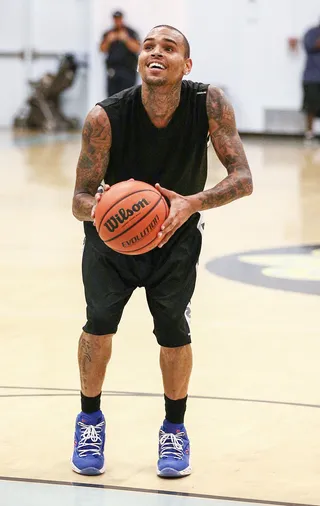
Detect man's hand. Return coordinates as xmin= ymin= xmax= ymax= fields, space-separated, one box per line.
xmin=100 ymin=31 xmax=117 ymax=52
xmin=155 ymin=183 xmax=196 ymax=248
xmin=117 ymin=29 xmax=129 ymax=42
xmin=107 ymin=31 xmax=118 ymax=43
xmin=92 ymin=178 xmax=135 ymax=226
xmin=92 ymin=184 xmax=110 ymax=226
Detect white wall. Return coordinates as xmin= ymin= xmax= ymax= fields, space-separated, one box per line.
xmin=0 ymin=0 xmax=319 ymax=131
xmin=89 ymin=0 xmax=320 ymax=132
xmin=0 ymin=0 xmax=30 ymax=127
xmin=0 ymin=0 xmax=90 ymax=127
xmin=186 ymin=0 xmax=320 ymax=133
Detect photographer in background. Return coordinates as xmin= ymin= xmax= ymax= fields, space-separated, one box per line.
xmin=100 ymin=10 xmax=140 ymax=96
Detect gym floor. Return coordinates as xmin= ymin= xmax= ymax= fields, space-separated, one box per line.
xmin=1 ymin=130 xmax=319 ymax=506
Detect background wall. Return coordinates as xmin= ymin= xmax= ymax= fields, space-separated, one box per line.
xmin=186 ymin=0 xmax=320 ymax=133
xmin=0 ymin=0 xmax=90 ymax=128
xmin=0 ymin=0 xmax=319 ymax=132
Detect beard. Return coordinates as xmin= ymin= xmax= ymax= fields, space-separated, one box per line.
xmin=143 ymin=75 xmax=168 ymax=87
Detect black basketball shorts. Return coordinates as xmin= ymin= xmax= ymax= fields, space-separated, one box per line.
xmin=82 ymin=214 xmax=204 ymax=347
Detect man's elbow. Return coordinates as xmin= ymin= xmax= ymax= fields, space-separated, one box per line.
xmin=100 ymin=40 xmax=108 ymax=52
xmin=72 ymin=196 xmax=82 ymax=221
xmin=242 ymin=174 xmax=253 ymax=196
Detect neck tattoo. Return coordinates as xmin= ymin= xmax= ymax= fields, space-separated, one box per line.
xmin=142 ymin=83 xmax=181 ymax=127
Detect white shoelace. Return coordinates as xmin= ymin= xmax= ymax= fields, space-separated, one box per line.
xmin=159 ymin=430 xmax=185 ymax=460
xmin=77 ymin=421 xmax=105 ymax=457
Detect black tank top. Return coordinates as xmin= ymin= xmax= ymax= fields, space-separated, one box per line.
xmin=84 ymin=80 xmax=209 ymax=252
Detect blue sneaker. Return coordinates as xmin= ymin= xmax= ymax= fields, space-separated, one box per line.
xmin=157 ymin=420 xmax=192 ymax=477
xmin=71 ymin=410 xmax=106 ymax=475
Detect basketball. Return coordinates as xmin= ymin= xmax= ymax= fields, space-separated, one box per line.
xmin=95 ymin=180 xmax=169 ymax=255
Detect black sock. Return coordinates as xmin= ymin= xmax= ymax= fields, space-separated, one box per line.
xmin=81 ymin=392 xmax=101 ymax=414
xmin=164 ymin=394 xmax=187 ymax=424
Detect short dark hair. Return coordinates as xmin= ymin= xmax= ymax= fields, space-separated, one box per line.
xmin=152 ymin=25 xmax=190 ymax=58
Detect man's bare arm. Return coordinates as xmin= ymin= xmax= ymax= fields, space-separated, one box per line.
xmin=190 ymin=86 xmax=253 ymax=211
xmin=100 ymin=36 xmax=110 ymax=53
xmin=123 ymin=34 xmax=140 ymax=53
xmin=72 ymin=106 xmax=111 ymax=221
xmin=100 ymin=31 xmax=140 ymax=53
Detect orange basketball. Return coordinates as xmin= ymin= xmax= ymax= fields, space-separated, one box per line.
xmin=95 ymin=180 xmax=169 ymax=255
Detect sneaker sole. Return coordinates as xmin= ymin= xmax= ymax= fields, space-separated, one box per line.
xmin=157 ymin=465 xmax=192 ymax=478
xmin=71 ymin=461 xmax=106 ymax=476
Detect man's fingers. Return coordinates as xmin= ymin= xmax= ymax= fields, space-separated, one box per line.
xmin=157 ymin=220 xmax=179 ymax=247
xmin=155 ymin=183 xmax=175 ymax=200
xmin=158 ymin=228 xmax=176 ymax=248
xmin=159 ymin=216 xmax=175 ymax=232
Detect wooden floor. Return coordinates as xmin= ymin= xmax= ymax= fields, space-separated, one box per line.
xmin=1 ymin=131 xmax=320 ymax=505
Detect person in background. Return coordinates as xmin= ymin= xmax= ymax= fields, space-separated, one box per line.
xmin=100 ymin=10 xmax=140 ymax=96
xmin=302 ymin=20 xmax=320 ymax=144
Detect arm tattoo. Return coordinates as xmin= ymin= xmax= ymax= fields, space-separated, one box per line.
xmin=196 ymin=86 xmax=253 ymax=211
xmin=72 ymin=106 xmax=111 ymax=221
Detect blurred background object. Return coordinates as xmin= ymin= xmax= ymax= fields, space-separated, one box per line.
xmin=288 ymin=37 xmax=299 ymax=51
xmin=13 ymin=53 xmax=85 ymax=131
xmin=0 ymin=0 xmax=90 ymax=131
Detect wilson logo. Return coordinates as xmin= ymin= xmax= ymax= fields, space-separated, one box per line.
xmin=104 ymin=198 xmax=150 ymax=233
xmin=122 ymin=215 xmax=160 ymax=248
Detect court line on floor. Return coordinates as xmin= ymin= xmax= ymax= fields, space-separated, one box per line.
xmin=0 ymin=386 xmax=319 ymax=410
xmin=0 ymin=475 xmax=317 ymax=506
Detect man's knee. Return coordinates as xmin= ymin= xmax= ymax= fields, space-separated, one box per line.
xmin=80 ymin=330 xmax=114 ymax=341
xmin=160 ymin=343 xmax=191 ymax=356
xmin=154 ymin=319 xmax=191 ymax=348
xmin=83 ymin=306 xmax=121 ymax=336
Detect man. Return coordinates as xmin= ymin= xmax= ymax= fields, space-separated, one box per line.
xmin=100 ymin=10 xmax=140 ymax=96
xmin=302 ymin=21 xmax=320 ymax=143
xmin=72 ymin=25 xmax=253 ymax=478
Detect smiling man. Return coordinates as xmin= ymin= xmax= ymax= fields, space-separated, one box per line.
xmin=71 ymin=25 xmax=253 ymax=478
